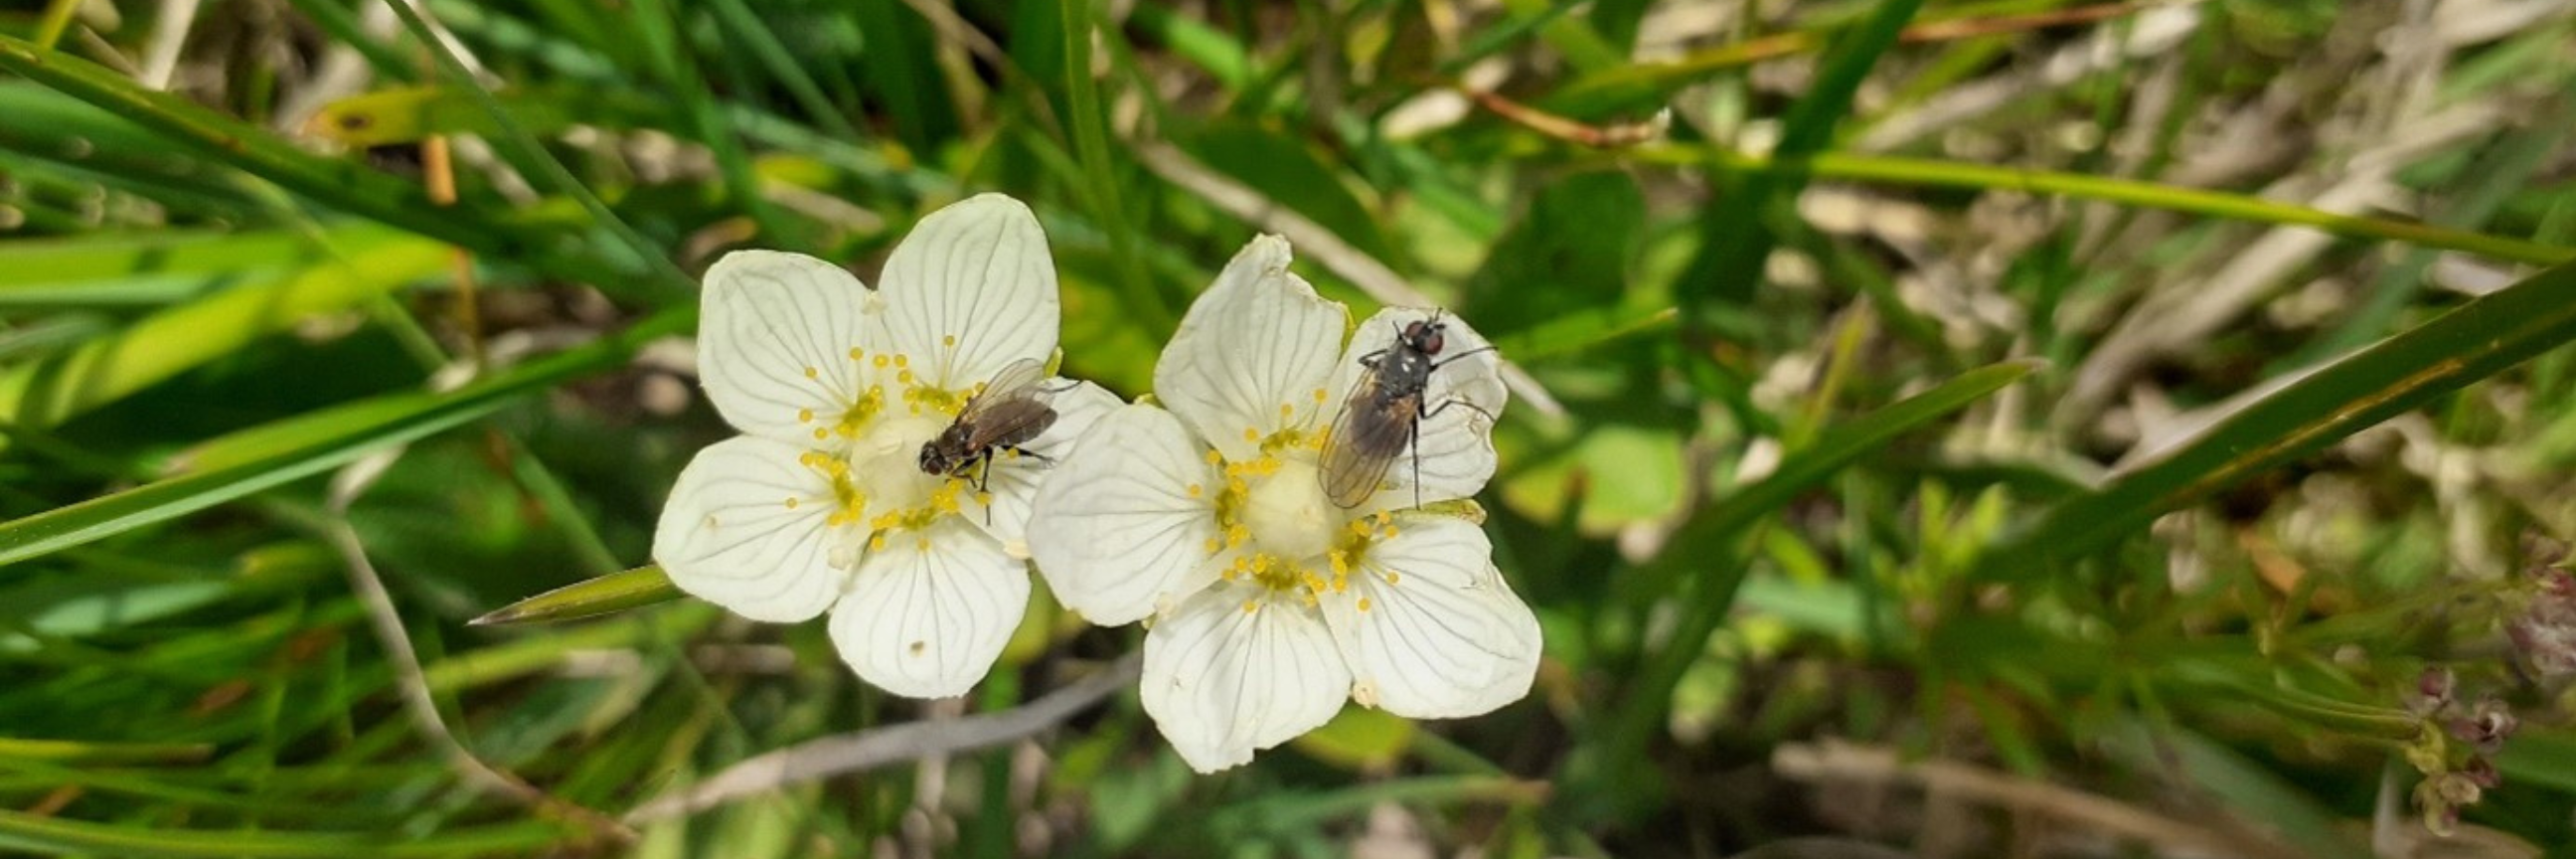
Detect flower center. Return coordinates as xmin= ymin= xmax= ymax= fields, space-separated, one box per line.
xmin=1239 ymin=456 xmax=1336 ymax=563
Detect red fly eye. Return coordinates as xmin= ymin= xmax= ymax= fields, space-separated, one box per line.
xmin=1421 ymin=328 xmax=1445 ymax=355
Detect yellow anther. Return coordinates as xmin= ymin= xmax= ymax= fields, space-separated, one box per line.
xmin=897 ymin=369 xmax=915 ymax=384
xmin=873 ymin=354 xmax=890 ymax=368
xmin=803 ymin=366 xmax=819 ymax=379
xmin=784 ymin=497 xmax=800 ymax=510
xmin=1241 ymin=600 xmax=1258 ymax=614
xmin=1313 ymin=388 xmax=1329 ymax=403
xmin=942 ymin=334 xmax=957 ymax=347
xmin=849 ymin=346 xmax=865 ymax=360
xmin=1204 ymin=448 xmax=1223 ymax=465
xmin=798 ymin=408 xmax=815 ymax=424
xmin=893 ymin=354 xmax=908 ymax=368
xmin=1279 ymin=403 xmax=1294 ymax=420
xmin=1187 ymin=483 xmax=1204 ymax=498
xmin=1384 ymin=572 xmax=1401 ymax=586
xmin=1243 ymin=427 xmax=1259 ymax=442
xmin=1357 ymin=597 xmax=1372 ymax=612
xmin=812 ymin=428 xmax=829 ymax=440
xmin=975 ymin=491 xmax=994 ymax=507
xmin=1204 ymin=537 xmax=1221 ymax=555
xmin=916 ymin=537 xmax=930 ymax=552
xmin=870 ymin=533 xmax=887 ymax=552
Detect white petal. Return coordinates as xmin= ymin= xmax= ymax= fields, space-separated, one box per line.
xmin=878 ymin=194 xmax=1059 ymax=391
xmin=965 ymin=379 xmax=1124 ymax=552
xmin=698 ymin=251 xmax=883 ymax=443
xmin=1155 ymin=236 xmax=1350 ymax=461
xmin=1026 ymin=405 xmax=1221 ymax=625
xmin=1320 ymin=516 xmax=1538 ymax=718
xmin=1330 ymin=308 xmax=1509 ymax=511
xmin=828 ymin=519 xmax=1030 ymax=698
xmin=1141 ymin=583 xmax=1353 ymax=773
xmin=652 ymin=435 xmax=849 ymax=623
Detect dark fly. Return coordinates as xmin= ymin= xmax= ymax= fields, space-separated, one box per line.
xmin=919 ymin=358 xmax=1062 ymax=503
xmin=1320 ymin=313 xmax=1497 ymax=509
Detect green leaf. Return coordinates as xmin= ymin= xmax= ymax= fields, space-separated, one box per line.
xmin=0 ymin=808 xmax=569 ymax=858
xmin=1980 ymin=258 xmax=2576 ymax=579
xmin=1290 ymin=707 xmax=1418 ymax=771
xmin=0 ymin=738 xmax=210 ymax=765
xmin=469 ymin=566 xmax=682 ymax=625
xmin=0 ymin=307 xmax=692 ymax=569
xmin=0 ymin=232 xmax=448 ymax=436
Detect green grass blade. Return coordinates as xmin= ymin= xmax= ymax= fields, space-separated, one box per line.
xmin=0 ymin=35 xmax=640 ymax=288
xmin=469 ymin=566 xmax=681 ymax=626
xmin=1489 ymin=305 xmax=1678 ymax=362
xmin=1679 ymin=0 xmax=1922 ymax=308
xmin=1619 ymin=147 xmax=2575 ymax=265
xmin=1980 ymin=258 xmax=2576 ymax=579
xmin=0 ymin=808 xmax=569 ymax=858
xmin=0 ymin=738 xmax=210 ymax=764
xmin=0 ymin=234 xmax=448 ymax=434
xmin=0 ymin=307 xmax=693 ymax=569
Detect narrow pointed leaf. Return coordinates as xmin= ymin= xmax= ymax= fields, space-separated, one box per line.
xmin=470 ymin=566 xmax=682 ymax=626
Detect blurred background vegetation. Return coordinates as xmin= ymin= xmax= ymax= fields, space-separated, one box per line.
xmin=4 ymin=0 xmax=2576 ymax=856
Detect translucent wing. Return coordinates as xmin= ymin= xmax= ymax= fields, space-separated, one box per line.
xmin=1320 ymin=372 xmax=1417 ymax=508
xmin=957 ymin=357 xmax=1059 ymax=451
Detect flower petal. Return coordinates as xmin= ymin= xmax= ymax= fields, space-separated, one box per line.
xmin=652 ymin=435 xmax=850 ymax=623
xmin=1155 ymin=236 xmax=1350 ymax=461
xmin=698 ymin=251 xmax=883 ymax=443
xmin=1027 ymin=405 xmax=1222 ymax=625
xmin=1321 ymin=516 xmax=1538 ymax=718
xmin=965 ymin=379 xmax=1124 ymax=553
xmin=1329 ymin=308 xmax=1509 ymax=511
xmin=878 ymin=194 xmax=1059 ymax=392
xmin=828 ymin=519 xmax=1030 ymax=698
xmin=1141 ymin=583 xmax=1353 ymax=773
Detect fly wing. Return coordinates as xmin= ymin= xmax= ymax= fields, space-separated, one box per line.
xmin=1320 ymin=373 xmax=1416 ymax=508
xmin=957 ymin=358 xmax=1059 ymax=450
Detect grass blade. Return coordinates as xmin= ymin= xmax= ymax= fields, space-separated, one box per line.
xmin=1980 ymin=258 xmax=2576 ymax=578
xmin=0 ymin=808 xmax=568 ymax=858
xmin=1677 ymin=0 xmax=1923 ymax=308
xmin=468 ymin=565 xmax=681 ymax=626
xmin=0 ymin=307 xmax=692 ymax=568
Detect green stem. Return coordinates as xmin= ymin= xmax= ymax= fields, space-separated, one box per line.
xmin=1620 ymin=147 xmax=2573 ymax=265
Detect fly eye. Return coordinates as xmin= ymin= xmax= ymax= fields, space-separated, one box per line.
xmin=1422 ymin=328 xmax=1446 ymax=355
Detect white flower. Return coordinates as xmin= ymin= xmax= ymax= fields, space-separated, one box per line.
xmin=652 ymin=194 xmax=1118 ymax=699
xmin=1027 ymin=236 xmax=1539 ymax=773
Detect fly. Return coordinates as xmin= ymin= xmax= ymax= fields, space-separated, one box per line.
xmin=919 ymin=358 xmax=1064 ymax=514
xmin=1320 ymin=312 xmax=1497 ymax=509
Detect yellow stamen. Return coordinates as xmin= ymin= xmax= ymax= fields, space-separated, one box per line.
xmin=798 ymin=408 xmax=815 ymax=424
xmin=849 ymin=346 xmax=865 ymax=360
xmin=1357 ymin=597 xmax=1371 ymax=612
xmin=803 ymin=366 xmax=819 ymax=379
xmin=784 ymin=497 xmax=799 ymax=510
xmin=942 ymin=334 xmax=957 ymax=347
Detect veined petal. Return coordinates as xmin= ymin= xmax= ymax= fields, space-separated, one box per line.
xmin=878 ymin=194 xmax=1059 ymax=392
xmin=1155 ymin=236 xmax=1350 ymax=461
xmin=1321 ymin=516 xmax=1538 ymax=718
xmin=965 ymin=379 xmax=1124 ymax=553
xmin=828 ymin=518 xmax=1030 ymax=699
xmin=652 ymin=435 xmax=850 ymax=623
xmin=1027 ymin=405 xmax=1222 ymax=625
xmin=698 ymin=251 xmax=883 ymax=443
xmin=1331 ymin=308 xmax=1509 ymax=511
xmin=1141 ymin=583 xmax=1353 ymax=773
